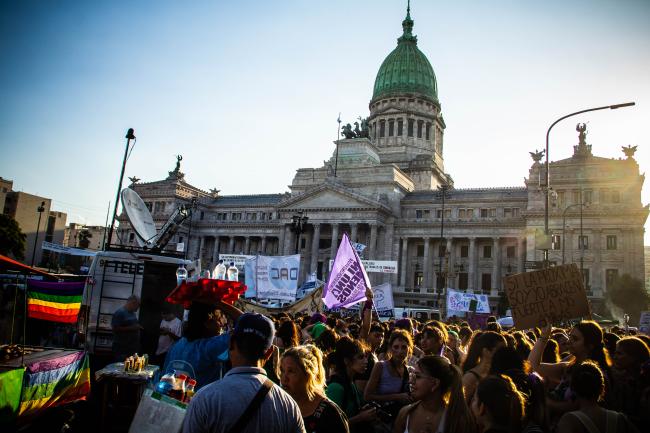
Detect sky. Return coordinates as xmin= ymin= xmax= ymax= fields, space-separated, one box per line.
xmin=1 ymin=0 xmax=649 ymax=243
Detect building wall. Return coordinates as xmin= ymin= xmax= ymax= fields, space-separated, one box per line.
xmin=3 ymin=191 xmax=52 ymax=265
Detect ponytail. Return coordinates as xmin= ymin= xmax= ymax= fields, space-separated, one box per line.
xmin=463 ymin=331 xmax=506 ymax=373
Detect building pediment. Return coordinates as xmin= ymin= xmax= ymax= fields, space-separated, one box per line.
xmin=278 ymin=182 xmax=390 ymax=212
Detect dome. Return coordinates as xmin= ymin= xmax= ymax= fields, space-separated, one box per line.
xmin=372 ymin=9 xmax=438 ymax=102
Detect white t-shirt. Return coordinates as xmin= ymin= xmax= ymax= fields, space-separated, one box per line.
xmin=156 ymin=317 xmax=183 ymax=355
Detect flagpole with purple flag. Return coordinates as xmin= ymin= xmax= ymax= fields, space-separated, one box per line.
xmin=322 ymin=233 xmax=371 ymax=309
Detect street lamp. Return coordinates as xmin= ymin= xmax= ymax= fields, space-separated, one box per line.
xmin=436 ymin=183 xmax=451 ymax=307
xmin=543 ymin=102 xmax=634 ymax=267
xmin=291 ymin=211 xmax=309 ymax=254
xmin=31 ymin=201 xmax=45 ymax=266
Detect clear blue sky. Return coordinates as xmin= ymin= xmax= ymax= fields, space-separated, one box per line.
xmin=1 ymin=0 xmax=649 ymax=242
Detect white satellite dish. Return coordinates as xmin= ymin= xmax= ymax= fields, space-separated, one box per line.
xmin=121 ymin=188 xmax=157 ymax=247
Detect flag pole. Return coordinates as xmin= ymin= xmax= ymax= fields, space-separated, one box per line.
xmin=334 ymin=113 xmax=341 ymax=177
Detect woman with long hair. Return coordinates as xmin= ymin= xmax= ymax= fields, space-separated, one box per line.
xmin=471 ymin=375 xmax=526 ymax=433
xmin=461 ymin=331 xmax=507 ymax=403
xmin=326 ymin=336 xmax=377 ymax=431
xmin=610 ymin=336 xmax=650 ymax=430
xmin=280 ymin=344 xmax=349 ymax=433
xmin=364 ymin=329 xmax=414 ymax=424
xmin=276 ymin=319 xmax=301 ymax=351
xmin=528 ymin=320 xmax=612 ymax=417
xmin=393 ymin=355 xmax=476 ymax=433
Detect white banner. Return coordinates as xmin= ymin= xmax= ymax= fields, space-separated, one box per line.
xmin=373 ymin=283 xmax=394 ymax=317
xmin=219 ymin=254 xmax=255 ymax=268
xmin=329 ymin=259 xmax=397 ymax=274
xmin=446 ymin=289 xmax=491 ymax=314
xmin=255 ymin=254 xmax=301 ymax=301
xmin=42 ymin=241 xmax=97 ymax=257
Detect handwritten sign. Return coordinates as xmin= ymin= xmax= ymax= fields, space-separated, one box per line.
xmin=502 ymin=263 xmax=591 ymax=330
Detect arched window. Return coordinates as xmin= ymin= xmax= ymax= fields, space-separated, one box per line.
xmin=397 ymin=119 xmax=404 ymax=136
xmin=407 ymin=119 xmax=414 ymax=137
xmin=417 ymin=120 xmax=423 ymax=138
xmin=388 ymin=119 xmax=395 ymax=136
xmin=379 ymin=120 xmax=386 ymax=137
xmin=425 ymin=123 xmax=431 ymax=141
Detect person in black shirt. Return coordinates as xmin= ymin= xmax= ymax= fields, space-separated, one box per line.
xmin=281 ymin=344 xmax=350 ymax=433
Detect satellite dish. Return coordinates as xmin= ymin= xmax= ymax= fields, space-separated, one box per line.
xmin=121 ymin=188 xmax=157 ymax=247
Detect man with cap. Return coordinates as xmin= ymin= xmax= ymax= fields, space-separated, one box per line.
xmin=183 ymin=312 xmax=306 ymax=433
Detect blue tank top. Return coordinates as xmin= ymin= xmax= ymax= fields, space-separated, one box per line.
xmin=378 ymin=360 xmax=406 ymax=395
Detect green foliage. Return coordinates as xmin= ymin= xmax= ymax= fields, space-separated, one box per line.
xmin=0 ymin=214 xmax=26 ymax=260
xmin=606 ymin=274 xmax=650 ymax=325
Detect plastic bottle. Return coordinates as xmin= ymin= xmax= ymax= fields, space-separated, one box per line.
xmin=156 ymin=372 xmax=175 ymax=395
xmin=227 ymin=262 xmax=238 ymax=281
xmin=184 ymin=379 xmax=197 ymax=403
xmin=176 ymin=265 xmax=188 ymax=286
xmin=214 ymin=260 xmax=227 ymax=280
xmin=170 ymin=373 xmax=188 ymax=401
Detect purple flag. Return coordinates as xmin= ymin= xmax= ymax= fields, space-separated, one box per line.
xmin=323 ymin=233 xmax=370 ymax=309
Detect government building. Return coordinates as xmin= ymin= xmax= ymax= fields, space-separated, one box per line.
xmin=117 ymin=9 xmax=648 ymax=314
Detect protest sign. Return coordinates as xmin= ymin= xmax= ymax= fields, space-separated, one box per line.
xmin=254 ymin=254 xmax=300 ymax=301
xmin=372 ymin=283 xmax=394 ymax=317
xmin=446 ymin=289 xmax=490 ymax=314
xmin=639 ymin=311 xmax=650 ymax=335
xmin=329 ymin=259 xmax=398 ymax=274
xmin=219 ymin=254 xmax=255 ymax=268
xmin=502 ymin=263 xmax=591 ymax=330
xmin=323 ymin=233 xmax=370 ymax=309
xmin=243 ymin=257 xmax=257 ymax=298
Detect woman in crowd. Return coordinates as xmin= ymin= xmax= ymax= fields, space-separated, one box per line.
xmin=610 ymin=336 xmax=650 ymax=429
xmin=393 ymin=355 xmax=475 ymax=433
xmin=280 ymin=344 xmax=349 ymax=433
xmin=418 ymin=326 xmax=446 ymax=357
xmin=462 ymin=331 xmax=507 ymax=402
xmin=471 ymin=375 xmax=526 ymax=433
xmin=528 ymin=321 xmax=612 ymax=417
xmin=364 ymin=329 xmax=414 ymax=423
xmin=490 ymin=346 xmax=549 ymax=433
xmin=275 ymin=319 xmax=300 ymax=351
xmin=326 ymin=336 xmax=378 ymax=432
xmin=556 ymin=361 xmax=639 ymax=433
xmin=162 ymin=300 xmax=242 ymax=389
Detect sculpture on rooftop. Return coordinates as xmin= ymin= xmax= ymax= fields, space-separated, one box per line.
xmin=341 ymin=123 xmax=355 ymax=139
xmin=341 ymin=117 xmax=370 ymax=139
xmin=529 ymin=149 xmax=545 ymax=163
xmin=577 ymin=123 xmax=588 ymax=146
xmin=622 ymin=145 xmax=637 ymax=159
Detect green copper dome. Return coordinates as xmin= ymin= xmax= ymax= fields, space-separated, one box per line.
xmin=372 ymin=8 xmax=438 ymax=102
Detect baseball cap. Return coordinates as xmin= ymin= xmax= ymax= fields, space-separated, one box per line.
xmin=233 ymin=313 xmax=275 ymax=351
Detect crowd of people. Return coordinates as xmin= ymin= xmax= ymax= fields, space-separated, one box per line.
xmin=159 ymin=288 xmax=650 ymax=433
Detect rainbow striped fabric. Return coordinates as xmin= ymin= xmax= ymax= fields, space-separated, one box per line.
xmin=19 ymin=350 xmax=90 ymax=417
xmin=27 ymin=280 xmax=84 ymax=323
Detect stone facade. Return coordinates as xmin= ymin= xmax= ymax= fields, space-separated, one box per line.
xmin=115 ymin=10 xmax=648 ymax=314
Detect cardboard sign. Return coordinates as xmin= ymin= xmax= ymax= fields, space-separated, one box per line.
xmin=639 ymin=311 xmax=650 ymax=335
xmin=502 ymin=263 xmax=590 ymax=330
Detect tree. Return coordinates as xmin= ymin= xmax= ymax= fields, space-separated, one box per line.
xmin=605 ymin=274 xmax=650 ymax=325
xmin=77 ymin=229 xmax=92 ymax=249
xmin=0 ymin=214 xmax=26 ymax=260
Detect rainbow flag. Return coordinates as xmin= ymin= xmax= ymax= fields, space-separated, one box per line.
xmin=19 ymin=350 xmax=90 ymax=417
xmin=26 ymin=280 xmax=84 ymax=324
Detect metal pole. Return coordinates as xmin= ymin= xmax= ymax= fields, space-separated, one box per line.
xmin=580 ymin=188 xmax=584 ymax=283
xmin=334 ymin=114 xmax=341 ymax=177
xmin=102 ymin=200 xmax=110 ymax=250
xmin=543 ymin=102 xmax=634 ymax=268
xmin=107 ymin=128 xmax=135 ymax=249
xmin=31 ymin=202 xmax=45 ymax=266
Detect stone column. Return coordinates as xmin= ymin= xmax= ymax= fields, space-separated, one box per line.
xmin=447 ymin=238 xmax=454 ymax=289
xmin=198 ymin=236 xmax=205 ymax=262
xmin=469 ymin=237 xmax=477 ymax=292
xmin=592 ymin=229 xmax=602 ymax=292
xmin=310 ymin=224 xmax=321 ymax=273
xmin=423 ymin=237 xmax=431 ymax=288
xmin=283 ymin=225 xmax=293 ymax=254
xmin=212 ymin=236 xmax=220 ymax=264
xmin=517 ymin=236 xmax=525 ymax=273
xmin=244 ymin=237 xmax=251 ymax=255
xmin=228 ymin=236 xmax=235 ymax=253
xmin=350 ymin=224 xmax=358 ymax=243
xmin=260 ymin=236 xmax=267 ymax=254
xmin=369 ymin=224 xmax=378 ymax=259
xmin=331 ymin=223 xmax=339 ymax=259
xmin=492 ymin=237 xmax=500 ymax=294
xmin=400 ymin=237 xmax=409 ymax=287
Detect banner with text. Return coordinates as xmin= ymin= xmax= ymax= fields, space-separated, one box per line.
xmin=244 ymin=257 xmax=257 ymax=298
xmin=373 ymin=283 xmax=395 ymax=317
xmin=502 ymin=263 xmax=591 ymax=330
xmin=323 ymin=233 xmax=370 ymax=309
xmin=42 ymin=241 xmax=97 ymax=257
xmin=329 ymin=259 xmax=397 ymax=274
xmin=446 ymin=290 xmax=491 ymax=314
xmin=219 ymin=254 xmax=255 ymax=268
xmin=254 ymin=254 xmax=301 ymax=301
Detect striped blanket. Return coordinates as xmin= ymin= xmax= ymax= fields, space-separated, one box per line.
xmin=19 ymin=350 xmax=90 ymax=417
xmin=26 ymin=280 xmax=84 ymax=323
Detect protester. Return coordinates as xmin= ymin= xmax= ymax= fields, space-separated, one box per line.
xmin=163 ymin=300 xmax=242 ymax=389
xmin=111 ymin=295 xmax=142 ymax=361
xmin=471 ymin=375 xmax=526 ymax=433
xmin=364 ymin=329 xmax=414 ymax=426
xmin=393 ymin=355 xmax=475 ymax=433
xmin=154 ymin=306 xmax=182 ymax=366
xmin=183 ymin=312 xmax=306 ymax=433
xmin=326 ymin=336 xmax=378 ymax=432
xmin=610 ymin=336 xmax=650 ymax=429
xmin=280 ymin=344 xmax=349 ymax=433
xmin=276 ymin=320 xmax=301 ymax=351
xmin=556 ymin=361 xmax=639 ymax=433
xmin=462 ymin=331 xmax=507 ymax=402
